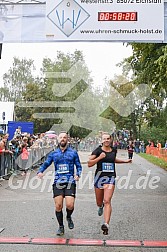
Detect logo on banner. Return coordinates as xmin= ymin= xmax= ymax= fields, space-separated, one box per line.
xmin=47 ymin=0 xmax=90 ymax=37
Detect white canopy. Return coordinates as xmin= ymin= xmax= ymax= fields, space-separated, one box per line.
xmin=0 ymin=102 xmax=15 ymax=124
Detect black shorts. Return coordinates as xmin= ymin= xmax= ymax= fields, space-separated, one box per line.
xmin=53 ymin=183 xmax=76 ymax=198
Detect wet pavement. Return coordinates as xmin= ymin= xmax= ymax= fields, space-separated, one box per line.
xmin=0 ymin=150 xmax=167 ymax=252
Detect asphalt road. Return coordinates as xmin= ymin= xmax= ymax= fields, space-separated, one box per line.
xmin=0 ymin=149 xmax=167 ymax=252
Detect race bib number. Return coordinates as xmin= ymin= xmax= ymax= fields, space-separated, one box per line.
xmin=102 ymin=163 xmax=114 ymax=172
xmin=57 ymin=164 xmax=69 ymax=174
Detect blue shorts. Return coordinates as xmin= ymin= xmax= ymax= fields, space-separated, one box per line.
xmin=94 ymin=176 xmax=116 ymax=189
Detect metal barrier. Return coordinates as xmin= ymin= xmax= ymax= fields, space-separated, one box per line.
xmin=0 ymin=147 xmax=54 ymax=179
xmin=0 ymin=153 xmax=13 ymax=178
xmin=0 ymin=144 xmax=95 ymax=179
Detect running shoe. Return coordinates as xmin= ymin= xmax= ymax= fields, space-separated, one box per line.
xmin=101 ymin=223 xmax=109 ymax=235
xmin=98 ymin=203 xmax=104 ymax=216
xmin=66 ymin=217 xmax=74 ymax=229
xmin=56 ymin=225 xmax=64 ymax=236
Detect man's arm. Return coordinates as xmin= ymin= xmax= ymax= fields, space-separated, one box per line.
xmin=37 ymin=152 xmax=54 ymax=178
xmin=74 ymin=151 xmax=82 ymax=179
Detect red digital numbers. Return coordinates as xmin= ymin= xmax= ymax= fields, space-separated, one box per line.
xmin=98 ymin=12 xmax=137 ymax=21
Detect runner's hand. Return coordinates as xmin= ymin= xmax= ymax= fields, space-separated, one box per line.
xmin=37 ymin=172 xmax=44 ymax=179
xmin=99 ymin=152 xmax=106 ymax=159
xmin=74 ymin=175 xmax=80 ymax=181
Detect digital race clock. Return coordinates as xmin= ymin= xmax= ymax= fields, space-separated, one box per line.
xmin=98 ymin=12 xmax=137 ymax=21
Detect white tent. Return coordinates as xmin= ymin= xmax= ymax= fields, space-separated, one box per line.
xmin=0 ymin=102 xmax=15 ymax=125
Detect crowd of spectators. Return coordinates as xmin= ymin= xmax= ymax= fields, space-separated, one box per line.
xmin=0 ymin=127 xmax=166 ymax=179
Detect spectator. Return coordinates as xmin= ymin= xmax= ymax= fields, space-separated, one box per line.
xmin=140 ymin=140 xmax=145 ymax=153
xmin=14 ymin=126 xmax=22 ymax=138
xmin=135 ymin=139 xmax=141 ymax=154
xmin=165 ymin=140 xmax=167 ymax=150
xmin=0 ymin=135 xmax=13 ymax=154
xmin=20 ymin=143 xmax=29 ymax=176
xmin=127 ymin=141 xmax=135 ymax=159
xmin=156 ymin=140 xmax=162 ymax=151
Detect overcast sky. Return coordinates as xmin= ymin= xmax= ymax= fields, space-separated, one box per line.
xmin=0 ymin=42 xmax=132 ymax=88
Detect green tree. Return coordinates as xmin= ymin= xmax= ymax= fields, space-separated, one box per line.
xmin=3 ymin=57 xmax=35 ymax=101
xmin=100 ymin=74 xmax=143 ymax=139
xmin=0 ymin=87 xmax=10 ymax=101
xmin=122 ymin=43 xmax=167 ymax=128
xmin=15 ymin=50 xmax=104 ymax=137
xmin=40 ymin=50 xmax=104 ymax=136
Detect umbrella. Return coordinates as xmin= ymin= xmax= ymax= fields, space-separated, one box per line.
xmin=45 ymin=130 xmax=56 ymax=134
xmin=45 ymin=133 xmax=57 ymax=139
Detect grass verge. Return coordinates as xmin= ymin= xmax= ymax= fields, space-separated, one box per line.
xmin=139 ymin=153 xmax=167 ymax=171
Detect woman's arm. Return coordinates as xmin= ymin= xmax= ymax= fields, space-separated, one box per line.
xmin=115 ymin=158 xmax=132 ymax=164
xmin=88 ymin=152 xmax=106 ymax=167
